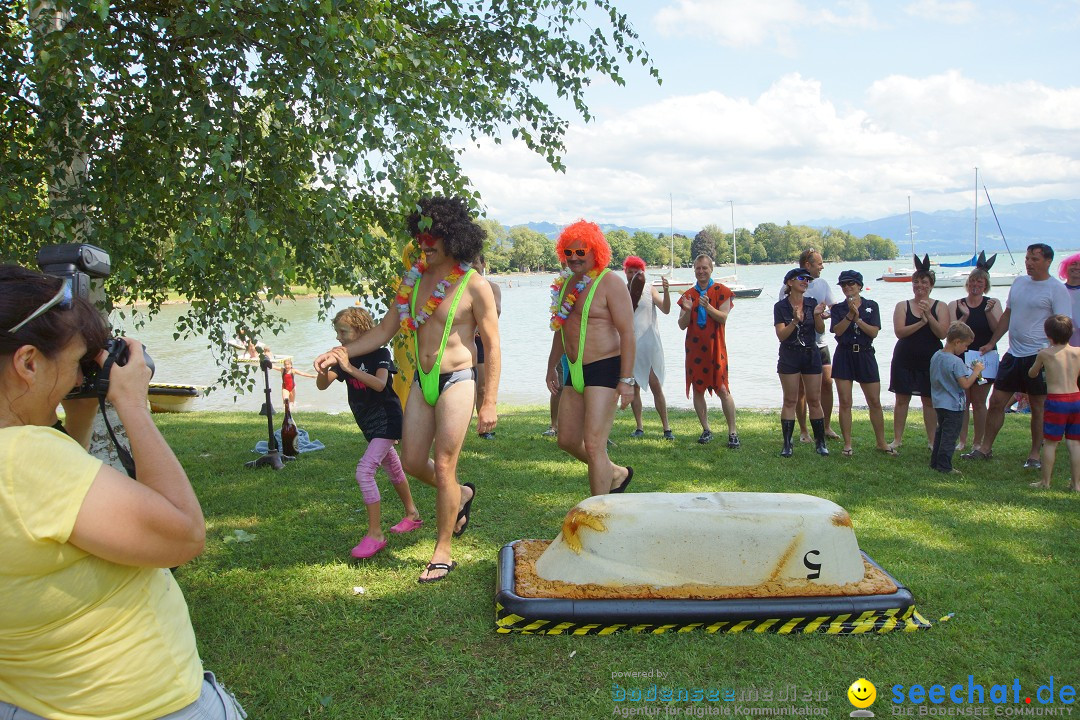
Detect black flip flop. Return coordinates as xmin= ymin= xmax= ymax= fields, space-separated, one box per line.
xmin=417 ymin=561 xmax=457 ymax=584
xmin=611 ymin=466 xmax=634 ymax=493
xmin=453 ymin=483 xmax=476 ymax=538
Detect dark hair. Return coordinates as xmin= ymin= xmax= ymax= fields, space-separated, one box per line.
xmin=911 ymin=268 xmax=936 ymax=286
xmin=406 ymin=197 xmax=484 ymax=264
xmin=0 ymin=265 xmax=110 ymax=359
xmin=1045 ymin=314 xmax=1073 ymax=345
xmin=1028 ymin=243 xmax=1054 ymax=261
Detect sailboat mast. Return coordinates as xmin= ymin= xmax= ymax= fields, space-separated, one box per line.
xmin=729 ymin=200 xmax=737 ymax=277
xmin=973 ymin=167 xmax=979 ymax=256
xmin=907 ymin=195 xmax=914 ymax=256
xmin=669 ymin=192 xmax=674 ymax=272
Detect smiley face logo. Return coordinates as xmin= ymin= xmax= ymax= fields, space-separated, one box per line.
xmin=848 ymin=678 xmax=877 ymax=709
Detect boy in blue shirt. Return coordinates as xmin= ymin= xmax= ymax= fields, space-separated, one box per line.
xmin=930 ymin=322 xmax=985 ymax=473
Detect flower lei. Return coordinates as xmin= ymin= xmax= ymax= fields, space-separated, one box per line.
xmin=395 ymin=260 xmax=470 ymax=331
xmin=549 ymin=268 xmax=601 ymax=331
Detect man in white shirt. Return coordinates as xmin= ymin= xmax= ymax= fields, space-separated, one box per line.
xmin=965 ymin=244 xmax=1072 ymax=468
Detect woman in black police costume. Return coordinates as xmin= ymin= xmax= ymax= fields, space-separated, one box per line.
xmin=774 ymin=267 xmax=829 ymax=458
xmin=830 ymin=269 xmax=894 ymax=457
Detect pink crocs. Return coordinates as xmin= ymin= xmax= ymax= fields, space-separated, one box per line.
xmin=389 ymin=517 xmax=423 ymax=534
xmin=350 ymin=536 xmax=387 ymax=559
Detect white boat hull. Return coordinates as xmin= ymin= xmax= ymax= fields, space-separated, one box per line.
xmin=934 ymin=271 xmax=1021 ymax=288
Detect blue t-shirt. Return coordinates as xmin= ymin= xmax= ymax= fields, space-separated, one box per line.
xmin=930 ymin=350 xmax=972 ymax=411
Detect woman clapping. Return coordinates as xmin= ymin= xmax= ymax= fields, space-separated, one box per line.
xmin=775 ymin=267 xmax=828 ymax=457
xmin=889 ymin=258 xmax=950 ymax=451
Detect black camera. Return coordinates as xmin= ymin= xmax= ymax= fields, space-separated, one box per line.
xmin=81 ymin=337 xmax=155 ymax=398
xmin=35 ymin=243 xmax=155 ymax=398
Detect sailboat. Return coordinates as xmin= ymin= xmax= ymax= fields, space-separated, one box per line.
xmin=716 ymin=200 xmax=763 ymax=298
xmin=934 ymin=168 xmax=1021 ymax=288
xmin=653 ymin=193 xmax=693 ymax=291
xmin=879 ymin=196 xmax=917 ymax=283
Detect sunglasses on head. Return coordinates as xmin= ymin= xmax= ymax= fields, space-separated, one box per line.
xmin=7 ymin=279 xmax=73 ymax=334
xmin=563 ymin=248 xmax=587 ymax=257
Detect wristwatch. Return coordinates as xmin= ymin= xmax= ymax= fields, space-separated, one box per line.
xmin=619 ymin=377 xmax=637 ymax=386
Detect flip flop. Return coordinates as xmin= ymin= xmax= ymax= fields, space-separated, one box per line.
xmin=611 ymin=466 xmax=634 ymax=493
xmin=452 ymin=483 xmax=475 ymax=538
xmin=417 ymin=561 xmax=457 ymax=584
xmin=841 ymin=448 xmax=854 ymax=457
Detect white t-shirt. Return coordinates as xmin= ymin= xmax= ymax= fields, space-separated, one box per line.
xmin=1005 ymin=275 xmax=1072 ymax=357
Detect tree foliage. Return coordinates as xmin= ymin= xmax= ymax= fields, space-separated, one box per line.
xmin=1 ymin=0 xmax=657 ymax=388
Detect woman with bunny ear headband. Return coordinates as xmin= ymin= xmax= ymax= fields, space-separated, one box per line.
xmin=888 ymin=260 xmax=951 ymax=452
xmin=948 ymin=267 xmax=1003 ymax=455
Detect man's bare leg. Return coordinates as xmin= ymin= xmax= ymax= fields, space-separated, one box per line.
xmin=557 ymin=387 xmax=628 ymax=495
xmin=1027 ymin=394 xmax=1046 ymax=462
xmin=693 ymin=389 xmax=711 ymax=436
xmin=400 ymin=382 xmax=475 ymax=582
xmin=718 ymin=386 xmax=737 ymax=435
xmin=980 ymin=387 xmax=1013 ymax=455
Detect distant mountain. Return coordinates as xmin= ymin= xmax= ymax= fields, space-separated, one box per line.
xmin=508 ymin=198 xmax=1080 ymax=254
xmin=513 ymin=221 xmax=696 ymax=240
xmin=824 ymin=199 xmax=1080 ymax=255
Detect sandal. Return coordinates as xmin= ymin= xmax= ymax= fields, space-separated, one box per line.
xmin=453 ymin=483 xmax=475 ymax=538
xmin=841 ymin=448 xmax=854 ymax=457
xmin=417 ymin=561 xmax=457 ymax=584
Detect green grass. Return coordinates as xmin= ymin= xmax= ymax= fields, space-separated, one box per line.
xmin=157 ymin=408 xmax=1080 ymax=718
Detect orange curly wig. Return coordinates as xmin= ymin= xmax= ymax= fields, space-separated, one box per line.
xmin=556 ymin=220 xmax=611 ymax=270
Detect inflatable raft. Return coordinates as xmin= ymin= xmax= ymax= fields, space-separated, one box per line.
xmin=496 ymin=492 xmax=930 ymax=635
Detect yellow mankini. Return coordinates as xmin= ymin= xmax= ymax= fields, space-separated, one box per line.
xmin=0 ymin=426 xmax=203 ymax=720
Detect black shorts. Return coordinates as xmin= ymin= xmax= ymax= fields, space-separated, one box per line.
xmin=778 ymin=345 xmax=822 ymax=375
xmin=994 ymin=353 xmax=1047 ymax=396
xmin=818 ymin=345 xmax=832 ymax=366
xmin=832 ymin=344 xmax=879 ymax=384
xmin=582 ymin=355 xmax=621 ymax=389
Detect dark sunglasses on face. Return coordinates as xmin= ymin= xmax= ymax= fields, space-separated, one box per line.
xmin=795 ymin=274 xmax=812 ymax=282
xmin=840 ymin=281 xmax=859 ymax=287
xmin=563 ymin=248 xmax=587 ymax=257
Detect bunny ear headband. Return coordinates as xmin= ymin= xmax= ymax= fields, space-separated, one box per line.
xmin=976 ymin=250 xmax=998 ymax=271
xmin=913 ymin=254 xmax=931 ymax=272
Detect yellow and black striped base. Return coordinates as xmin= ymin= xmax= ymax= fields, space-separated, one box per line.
xmin=496 ymin=603 xmax=932 ymax=635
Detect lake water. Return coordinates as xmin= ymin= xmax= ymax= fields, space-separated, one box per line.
xmin=116 ymin=254 xmax=1041 ymax=415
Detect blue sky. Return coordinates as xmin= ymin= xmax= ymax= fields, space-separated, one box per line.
xmin=457 ymin=0 xmax=1080 ymax=231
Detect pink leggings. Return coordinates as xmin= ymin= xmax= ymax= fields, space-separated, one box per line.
xmin=356 ymin=438 xmax=406 ymax=505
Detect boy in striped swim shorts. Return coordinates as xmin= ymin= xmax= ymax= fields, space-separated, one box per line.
xmin=1028 ymin=314 xmax=1080 ymax=491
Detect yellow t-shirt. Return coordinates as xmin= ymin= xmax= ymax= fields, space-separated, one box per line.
xmin=0 ymin=425 xmax=203 ymax=720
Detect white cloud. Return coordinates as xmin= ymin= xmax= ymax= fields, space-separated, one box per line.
xmin=654 ymin=0 xmax=876 ymax=48
xmin=902 ymin=0 xmax=977 ymax=24
xmin=460 ymin=71 xmax=1080 ymax=231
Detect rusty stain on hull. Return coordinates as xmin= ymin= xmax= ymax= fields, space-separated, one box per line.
xmin=561 ymin=508 xmax=607 ymax=554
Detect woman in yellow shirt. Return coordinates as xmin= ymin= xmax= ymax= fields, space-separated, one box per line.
xmin=0 ymin=264 xmax=245 ymax=719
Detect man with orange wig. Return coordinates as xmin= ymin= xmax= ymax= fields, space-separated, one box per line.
xmin=546 ymin=220 xmax=636 ymax=495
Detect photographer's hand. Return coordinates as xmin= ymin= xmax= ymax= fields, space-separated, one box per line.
xmin=101 ymin=338 xmax=151 ymax=414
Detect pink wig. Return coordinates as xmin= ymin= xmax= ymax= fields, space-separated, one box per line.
xmin=556 ymin=220 xmax=611 ymax=269
xmin=623 ymin=255 xmax=646 ymax=272
xmin=1058 ymin=252 xmax=1080 ymax=280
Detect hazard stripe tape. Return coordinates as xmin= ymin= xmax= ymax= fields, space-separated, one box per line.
xmin=495 ymin=603 xmax=932 ymax=635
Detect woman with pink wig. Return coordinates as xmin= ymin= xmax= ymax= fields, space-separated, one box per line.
xmin=622 ymin=256 xmax=673 ymax=439
xmin=1058 ymin=252 xmax=1080 ymax=346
